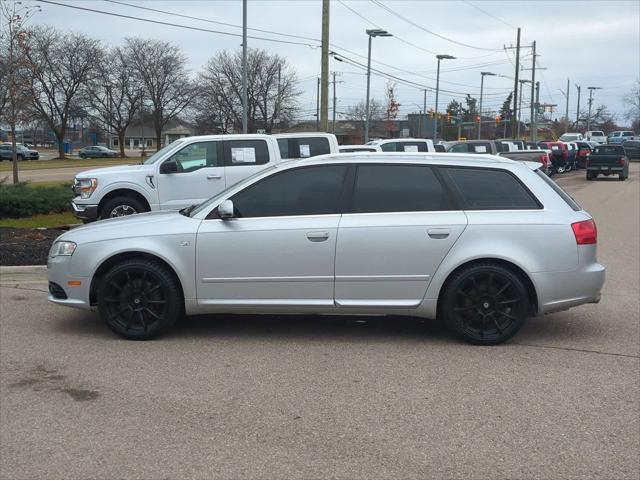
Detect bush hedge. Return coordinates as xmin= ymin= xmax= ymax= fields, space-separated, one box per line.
xmin=0 ymin=181 xmax=73 ymax=219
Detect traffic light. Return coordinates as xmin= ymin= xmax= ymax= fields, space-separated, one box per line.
xmin=437 ymin=112 xmax=442 ymax=120
xmin=495 ymin=115 xmax=501 ymax=125
xmin=446 ymin=112 xmax=451 ymax=123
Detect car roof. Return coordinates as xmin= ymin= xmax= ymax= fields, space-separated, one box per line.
xmin=274 ymin=132 xmax=336 ymax=139
xmin=368 ymin=138 xmax=430 ymax=145
xmin=282 ymin=152 xmax=517 ymax=168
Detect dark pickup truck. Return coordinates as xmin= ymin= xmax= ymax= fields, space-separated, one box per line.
xmin=586 ymin=144 xmax=629 ymax=181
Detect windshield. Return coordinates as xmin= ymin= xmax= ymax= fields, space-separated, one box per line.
xmin=143 ymin=140 xmax=186 ymax=165
xmin=188 ymin=165 xmax=278 ymax=217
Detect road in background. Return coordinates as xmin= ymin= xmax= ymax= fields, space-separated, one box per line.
xmin=1 ymin=164 xmax=638 ymax=479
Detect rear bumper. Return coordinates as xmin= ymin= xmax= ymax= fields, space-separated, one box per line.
xmin=533 ymin=262 xmax=605 ymax=315
xmin=586 ymin=166 xmax=624 ymax=173
xmin=71 ymin=201 xmax=99 ymax=221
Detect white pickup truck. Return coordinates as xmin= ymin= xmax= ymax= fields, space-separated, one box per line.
xmin=71 ymin=134 xmax=287 ymax=221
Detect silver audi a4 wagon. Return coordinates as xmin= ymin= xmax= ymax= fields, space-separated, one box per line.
xmin=48 ymin=153 xmax=605 ymax=344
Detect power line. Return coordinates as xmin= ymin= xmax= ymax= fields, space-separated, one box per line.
xmin=39 ymin=0 xmax=320 ymax=47
xmin=463 ymin=1 xmax=518 ymax=29
xmin=370 ymin=0 xmax=505 ymax=52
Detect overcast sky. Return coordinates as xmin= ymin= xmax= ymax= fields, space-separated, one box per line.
xmin=22 ymin=0 xmax=640 ymax=124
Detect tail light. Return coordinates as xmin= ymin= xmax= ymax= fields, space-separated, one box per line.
xmin=619 ymin=156 xmax=626 ymax=166
xmin=572 ymin=219 xmax=597 ymax=245
xmin=538 ymin=154 xmax=548 ymax=166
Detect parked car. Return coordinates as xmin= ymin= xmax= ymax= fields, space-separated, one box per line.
xmin=71 ymin=134 xmax=283 ymax=221
xmin=559 ymin=132 xmax=584 ymax=142
xmin=496 ymin=139 xmax=526 ymax=151
xmin=275 ymin=133 xmax=339 ymax=160
xmin=0 ymin=143 xmax=39 ymax=161
xmin=445 ymin=140 xmax=548 ymax=170
xmin=622 ymin=139 xmax=640 ymax=160
xmin=586 ymin=144 xmax=629 ymax=180
xmin=584 ymin=130 xmax=606 ymax=144
xmin=339 ymin=145 xmax=380 ymax=153
xmin=539 ymin=141 xmax=569 ymax=173
xmin=366 ymin=138 xmax=435 ymax=152
xmin=607 ymin=131 xmax=635 ymax=145
xmin=575 ymin=141 xmax=594 ymax=168
xmin=48 ymin=153 xmax=605 ymax=345
xmin=78 ymin=146 xmax=119 ymax=159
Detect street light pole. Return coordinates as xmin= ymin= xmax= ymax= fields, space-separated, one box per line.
xmin=478 ymin=71 xmax=496 ymax=139
xmin=364 ymin=29 xmax=392 ymax=143
xmin=434 ymin=54 xmax=455 ymax=141
xmin=586 ymin=86 xmax=602 ymax=132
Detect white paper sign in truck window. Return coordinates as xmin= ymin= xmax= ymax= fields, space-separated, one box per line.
xmin=474 ymin=145 xmax=488 ymax=153
xmin=231 ymin=147 xmax=257 ymax=164
xmin=299 ymin=144 xmax=311 ymax=157
xmin=403 ymin=145 xmax=419 ymax=152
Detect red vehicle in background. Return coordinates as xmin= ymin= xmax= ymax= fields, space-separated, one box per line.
xmin=539 ymin=141 xmax=569 ymax=174
xmin=575 ymin=141 xmax=594 ymax=169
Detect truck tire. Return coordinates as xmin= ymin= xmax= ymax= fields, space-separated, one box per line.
xmin=100 ymin=196 xmax=148 ymax=219
xmin=619 ymin=173 xmax=626 ymax=181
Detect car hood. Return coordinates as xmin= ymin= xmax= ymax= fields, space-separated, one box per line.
xmin=56 ymin=210 xmax=199 ymax=244
xmin=75 ymin=163 xmax=152 ymax=178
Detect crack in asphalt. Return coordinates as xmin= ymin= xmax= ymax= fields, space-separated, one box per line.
xmin=512 ymin=342 xmax=640 ymax=359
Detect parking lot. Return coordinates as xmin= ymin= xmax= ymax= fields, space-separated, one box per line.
xmin=1 ymin=165 xmax=638 ymax=479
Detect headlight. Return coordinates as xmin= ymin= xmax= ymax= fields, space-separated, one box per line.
xmin=73 ymin=178 xmax=98 ymax=199
xmin=49 ymin=241 xmax=77 ymax=257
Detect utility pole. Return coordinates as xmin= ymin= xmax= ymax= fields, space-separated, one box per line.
xmin=241 ymin=0 xmax=248 ymax=133
xmin=586 ymin=86 xmax=602 ymax=132
xmin=575 ymin=84 xmax=581 ymax=128
xmin=511 ymin=27 xmax=521 ymax=138
xmin=517 ymin=79 xmax=531 ymax=138
xmin=423 ymin=89 xmax=427 ymax=138
xmin=534 ymin=81 xmax=540 ymax=139
xmin=530 ymin=40 xmax=537 ymax=142
xmin=316 ymin=77 xmax=320 ymax=130
xmin=565 ymin=79 xmax=570 ymax=131
xmin=320 ymin=0 xmax=330 ymax=131
xmin=332 ymin=71 xmax=337 ymax=133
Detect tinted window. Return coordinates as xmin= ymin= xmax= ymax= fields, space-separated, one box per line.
xmin=278 ymin=137 xmax=331 ymax=159
xmin=442 ymin=167 xmax=540 ymax=210
xmin=226 ymin=140 xmax=270 ymax=166
xmin=536 ymin=170 xmax=581 ymax=211
xmin=434 ymin=144 xmax=446 ymax=152
xmin=593 ymin=145 xmax=624 ymax=155
xmin=380 ymin=142 xmax=396 ymax=152
xmin=448 ymin=143 xmax=469 ymax=153
xmin=169 ymin=141 xmax=220 ymax=173
xmin=231 ymin=165 xmax=348 ymax=218
xmin=397 ymin=141 xmax=428 ymax=152
xmin=277 ymin=138 xmax=289 ymax=159
xmin=352 ymin=165 xmax=450 ymax=213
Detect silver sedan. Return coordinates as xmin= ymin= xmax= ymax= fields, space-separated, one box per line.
xmin=47 ymin=154 xmax=605 ymax=345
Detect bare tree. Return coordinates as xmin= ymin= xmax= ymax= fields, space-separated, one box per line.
xmin=24 ymin=27 xmax=101 ymax=159
xmin=0 ymin=1 xmax=40 ymax=183
xmin=86 ymin=47 xmax=141 ymax=157
xmin=345 ymin=98 xmax=384 ymax=137
xmin=126 ymin=38 xmax=194 ymax=149
xmin=195 ymin=48 xmax=300 ymax=134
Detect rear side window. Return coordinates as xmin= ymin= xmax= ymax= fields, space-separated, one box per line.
xmin=441 ymin=167 xmax=540 ymax=210
xmin=225 ymin=140 xmax=270 ymax=166
xmin=448 ymin=143 xmax=469 ymax=153
xmin=352 ymin=165 xmax=451 ymax=213
xmin=278 ymin=137 xmax=331 ymax=159
xmin=535 ymin=170 xmax=581 ymax=211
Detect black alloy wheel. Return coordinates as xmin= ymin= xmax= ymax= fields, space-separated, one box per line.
xmin=97 ymin=259 xmax=183 ymax=339
xmin=443 ymin=264 xmax=529 ymax=345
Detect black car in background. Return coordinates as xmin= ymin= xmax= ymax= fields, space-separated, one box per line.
xmin=78 ymin=146 xmax=119 ymax=158
xmin=586 ymin=144 xmax=629 ymax=181
xmin=622 ymin=140 xmax=640 ymax=160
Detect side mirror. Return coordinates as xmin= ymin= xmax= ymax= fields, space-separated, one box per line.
xmin=160 ymin=159 xmax=178 ymax=174
xmin=218 ymin=199 xmax=234 ymax=219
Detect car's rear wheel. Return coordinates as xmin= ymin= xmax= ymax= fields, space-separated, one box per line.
xmin=97 ymin=259 xmax=183 ymax=340
xmin=100 ymin=196 xmax=147 ymax=219
xmin=442 ymin=263 xmax=529 ymax=345
xmin=586 ymin=172 xmax=596 ymax=180
xmin=557 ymin=165 xmax=565 ymax=173
xmin=619 ymin=173 xmax=626 ymax=181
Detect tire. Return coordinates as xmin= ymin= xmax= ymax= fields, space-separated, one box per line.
xmin=557 ymin=165 xmax=565 ymax=174
xmin=100 ymin=195 xmax=147 ymax=219
xmin=80 ymin=154 xmax=87 ymax=159
xmin=441 ymin=263 xmax=529 ymax=345
xmin=619 ymin=174 xmax=626 ymax=181
xmin=586 ymin=172 xmax=596 ymax=181
xmin=97 ymin=258 xmax=183 ymax=340
xmin=17 ymin=154 xmax=24 ymax=161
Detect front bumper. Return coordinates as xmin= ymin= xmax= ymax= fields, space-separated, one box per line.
xmin=47 ymin=255 xmax=92 ymax=310
xmin=71 ymin=201 xmax=99 ymax=221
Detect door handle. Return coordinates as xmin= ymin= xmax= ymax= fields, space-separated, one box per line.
xmin=207 ymin=174 xmax=222 ymax=180
xmin=428 ymin=229 xmax=450 ymax=239
xmin=306 ymin=231 xmax=330 ymax=242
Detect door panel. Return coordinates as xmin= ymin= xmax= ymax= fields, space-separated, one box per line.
xmin=335 ymin=212 xmax=467 ymax=307
xmin=196 ymin=216 xmax=340 ymax=305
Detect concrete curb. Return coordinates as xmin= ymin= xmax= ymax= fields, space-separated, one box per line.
xmin=0 ymin=265 xmax=47 ymax=274
xmin=0 ymin=265 xmax=48 ymax=285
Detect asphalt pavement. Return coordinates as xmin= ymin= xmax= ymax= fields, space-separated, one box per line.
xmin=1 ymin=165 xmax=638 ymax=479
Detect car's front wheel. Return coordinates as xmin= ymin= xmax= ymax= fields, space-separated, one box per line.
xmin=100 ymin=196 xmax=147 ymax=219
xmin=97 ymin=258 xmax=183 ymax=339
xmin=441 ymin=263 xmax=529 ymax=345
